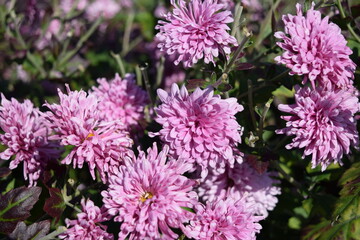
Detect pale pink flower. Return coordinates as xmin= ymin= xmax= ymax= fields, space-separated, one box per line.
xmin=59 ymin=199 xmax=113 ymax=240
xmin=92 ymin=73 xmax=149 ymax=132
xmin=153 ymin=83 xmax=244 ymax=177
xmin=275 ymin=2 xmax=356 ymax=90
xmin=198 ymin=161 xmax=281 ymax=217
xmin=155 ymin=0 xmax=238 ymax=68
xmin=86 ymin=0 xmax=121 ymax=21
xmin=276 ymin=85 xmax=360 ymax=171
xmin=220 ymin=0 xmax=235 ymax=10
xmin=60 ymin=0 xmax=87 ymax=14
xmin=0 ymin=94 xmax=60 ymax=186
xmin=44 ymin=85 xmax=133 ymax=182
xmin=101 ymin=143 xmax=197 ymax=240
xmin=183 ymin=198 xmax=263 ymax=240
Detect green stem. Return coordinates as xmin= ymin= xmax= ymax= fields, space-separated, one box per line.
xmin=121 ymin=11 xmax=135 ymax=56
xmin=224 ymin=29 xmax=251 ymax=74
xmin=336 ymin=0 xmax=360 ymax=42
xmin=135 ymin=65 xmax=142 ymax=86
xmin=231 ymin=3 xmax=243 ymax=37
xmin=111 ymin=52 xmax=126 ymax=78
xmin=139 ymin=63 xmax=154 ymax=107
xmin=156 ymin=56 xmax=165 ymax=88
xmin=247 ymin=79 xmax=258 ymax=131
xmin=64 ymin=201 xmax=81 ymax=213
xmin=40 ymin=226 xmax=67 ymax=240
xmin=258 ymin=97 xmax=273 ymax=142
xmin=272 ymin=161 xmax=307 ymax=198
xmin=57 ymin=16 xmax=102 ymax=68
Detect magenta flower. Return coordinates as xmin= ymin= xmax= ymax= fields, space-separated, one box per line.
xmin=153 ymin=83 xmax=244 ymax=177
xmin=44 ymin=85 xmax=133 ymax=182
xmin=0 ymin=94 xmax=61 ymax=186
xmin=198 ymin=161 xmax=281 ymax=217
xmin=101 ymin=143 xmax=197 ymax=240
xmin=92 ymin=73 xmax=149 ymax=132
xmin=155 ymin=0 xmax=238 ymax=68
xmin=276 ymin=85 xmax=360 ymax=171
xmin=183 ymin=198 xmax=263 ymax=240
xmin=274 ymin=2 xmax=356 ymax=90
xmin=59 ymin=199 xmax=113 ymax=240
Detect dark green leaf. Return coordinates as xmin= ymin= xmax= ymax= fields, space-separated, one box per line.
xmin=0 ymin=186 xmax=41 ymax=234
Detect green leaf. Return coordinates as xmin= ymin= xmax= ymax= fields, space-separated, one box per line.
xmin=307 ymin=162 xmax=360 ymax=239
xmin=272 ymin=85 xmax=294 ymax=98
xmin=288 ymin=217 xmax=302 ymax=230
xmin=0 ymin=186 xmax=41 ymax=234
xmin=8 ymin=220 xmax=50 ymax=240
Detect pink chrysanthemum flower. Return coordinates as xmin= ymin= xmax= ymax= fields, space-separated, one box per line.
xmin=153 ymin=83 xmax=244 ymax=177
xmin=274 ymin=2 xmax=356 ymax=90
xmin=101 ymin=143 xmax=197 ymax=240
xmin=0 ymin=94 xmax=60 ymax=186
xmin=92 ymin=73 xmax=149 ymax=132
xmin=183 ymin=198 xmax=263 ymax=240
xmin=59 ymin=199 xmax=113 ymax=240
xmin=155 ymin=0 xmax=238 ymax=68
xmin=198 ymin=161 xmax=281 ymax=217
xmin=44 ymin=85 xmax=133 ymax=182
xmin=276 ymin=85 xmax=360 ymax=171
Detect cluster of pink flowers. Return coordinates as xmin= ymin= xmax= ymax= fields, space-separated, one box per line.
xmin=275 ymin=2 xmax=359 ymax=170
xmin=153 ymin=83 xmax=244 ymax=177
xmin=59 ymin=199 xmax=113 ymax=240
xmin=155 ymin=0 xmax=238 ymax=67
xmin=44 ymin=84 xmax=133 ymax=182
xmin=91 ymin=73 xmax=149 ymax=133
xmin=198 ymin=160 xmax=281 ymax=217
xmin=0 ymin=94 xmax=61 ymax=186
xmin=102 ymin=144 xmax=197 ymax=239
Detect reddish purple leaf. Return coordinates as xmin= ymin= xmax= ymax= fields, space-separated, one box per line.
xmin=0 ymin=186 xmax=41 ymax=234
xmin=236 ymin=63 xmax=255 ymax=71
xmin=9 ymin=220 xmax=50 ymax=240
xmin=246 ymin=155 xmax=269 ymax=174
xmin=43 ymin=188 xmax=65 ymax=223
xmin=187 ymin=79 xmax=207 ymax=90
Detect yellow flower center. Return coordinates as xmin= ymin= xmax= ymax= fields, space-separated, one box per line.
xmin=86 ymin=132 xmax=95 ymax=140
xmin=140 ymin=192 xmax=154 ymax=203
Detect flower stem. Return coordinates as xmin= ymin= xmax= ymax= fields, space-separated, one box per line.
xmin=247 ymin=79 xmax=258 ymax=131
xmin=111 ymin=52 xmax=126 ymax=78
xmin=139 ymin=63 xmax=154 ymax=107
xmin=336 ymin=0 xmax=360 ymax=43
xmin=231 ymin=3 xmax=243 ymax=37
xmin=258 ymin=97 xmax=273 ymax=143
xmin=224 ymin=29 xmax=252 ymax=74
xmin=40 ymin=226 xmax=67 ymax=240
xmin=121 ymin=11 xmax=135 ymax=56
